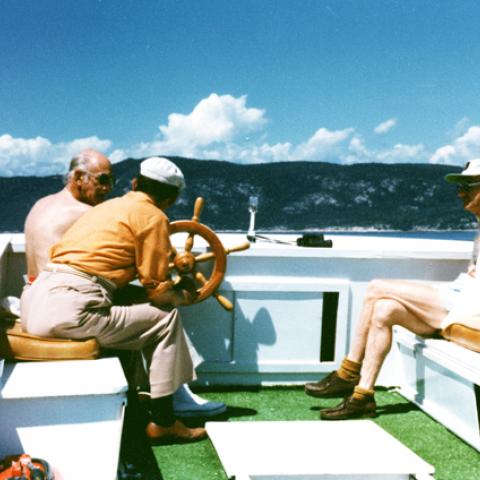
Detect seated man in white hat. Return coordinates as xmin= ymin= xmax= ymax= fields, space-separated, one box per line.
xmin=20 ymin=156 xmax=218 ymax=443
xmin=305 ymin=159 xmax=480 ymax=420
xmin=23 ymin=150 xmax=226 ymax=419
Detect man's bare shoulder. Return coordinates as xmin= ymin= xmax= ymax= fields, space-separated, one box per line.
xmin=25 ymin=189 xmax=93 ymax=276
xmin=29 ymin=189 xmax=89 ymax=216
xmin=25 ymin=188 xmax=91 ymax=233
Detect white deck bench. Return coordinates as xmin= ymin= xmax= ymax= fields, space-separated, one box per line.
xmin=393 ymin=326 xmax=480 ymax=451
xmin=0 ymin=357 xmax=128 ymax=480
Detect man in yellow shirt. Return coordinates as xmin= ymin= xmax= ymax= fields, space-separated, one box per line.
xmin=24 ymin=150 xmax=225 ymax=419
xmin=21 ymin=157 xmax=207 ymax=443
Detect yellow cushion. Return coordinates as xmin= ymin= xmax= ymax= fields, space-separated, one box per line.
xmin=441 ymin=323 xmax=480 ymax=353
xmin=0 ymin=320 xmax=100 ymax=361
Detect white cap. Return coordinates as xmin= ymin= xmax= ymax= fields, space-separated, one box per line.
xmin=140 ymin=157 xmax=186 ymax=189
xmin=445 ymin=159 xmax=480 ymax=184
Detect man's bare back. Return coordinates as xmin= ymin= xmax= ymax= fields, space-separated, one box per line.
xmin=24 ymin=188 xmax=91 ymax=277
xmin=24 ymin=149 xmax=114 ymax=278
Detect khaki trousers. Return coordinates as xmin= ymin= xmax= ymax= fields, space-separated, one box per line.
xmin=20 ymin=269 xmax=195 ymax=398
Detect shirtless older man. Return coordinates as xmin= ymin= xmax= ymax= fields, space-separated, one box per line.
xmin=24 ymin=149 xmax=114 ymax=279
xmin=305 ymin=159 xmax=480 ymax=419
xmin=23 ymin=149 xmax=226 ymax=418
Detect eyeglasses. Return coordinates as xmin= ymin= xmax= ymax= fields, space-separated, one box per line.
xmin=457 ymin=181 xmax=480 ymax=193
xmin=85 ymin=172 xmax=116 ymax=187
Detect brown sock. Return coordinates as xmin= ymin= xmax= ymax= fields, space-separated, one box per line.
xmin=352 ymin=385 xmax=375 ymax=402
xmin=337 ymin=357 xmax=361 ymax=381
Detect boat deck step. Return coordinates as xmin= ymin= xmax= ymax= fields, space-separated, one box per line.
xmin=206 ymin=420 xmax=435 ymax=479
xmin=0 ymin=357 xmax=128 ymax=480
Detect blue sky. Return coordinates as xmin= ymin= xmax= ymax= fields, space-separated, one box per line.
xmin=2 ymin=0 xmax=480 ymax=175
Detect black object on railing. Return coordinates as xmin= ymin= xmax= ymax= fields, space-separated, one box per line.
xmin=296 ymin=233 xmax=333 ymax=248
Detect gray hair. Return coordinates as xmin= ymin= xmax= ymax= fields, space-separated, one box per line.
xmin=63 ymin=151 xmax=93 ymax=185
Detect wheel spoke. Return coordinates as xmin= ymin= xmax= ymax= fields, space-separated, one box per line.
xmin=193 ymin=241 xmax=250 ymax=264
xmin=195 ymin=271 xmax=233 ymax=311
xmin=192 ymin=197 xmax=204 ymax=222
xmin=194 ymin=251 xmax=216 ymax=263
xmin=185 ymin=232 xmax=195 ymax=252
xmin=225 ymin=241 xmax=251 ymax=254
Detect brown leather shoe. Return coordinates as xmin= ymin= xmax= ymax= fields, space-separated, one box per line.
xmin=305 ymin=371 xmax=358 ymax=398
xmin=320 ymin=394 xmax=376 ymax=420
xmin=145 ymin=419 xmax=207 ymax=444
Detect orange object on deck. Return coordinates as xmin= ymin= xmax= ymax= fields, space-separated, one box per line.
xmin=0 ymin=453 xmax=54 ymax=479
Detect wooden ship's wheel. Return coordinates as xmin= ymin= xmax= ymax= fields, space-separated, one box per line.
xmin=169 ymin=197 xmax=250 ymax=310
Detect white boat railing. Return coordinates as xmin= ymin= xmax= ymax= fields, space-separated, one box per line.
xmin=1 ymin=232 xmax=479 ymax=459
xmin=0 ymin=232 xmax=472 ymax=386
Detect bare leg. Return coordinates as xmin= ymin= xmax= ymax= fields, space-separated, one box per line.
xmin=307 ymin=278 xmax=449 ymax=401
xmin=351 ymin=279 xmax=448 ymax=390
xmin=348 ymin=279 xmax=447 ymax=365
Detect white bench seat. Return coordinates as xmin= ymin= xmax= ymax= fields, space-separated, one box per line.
xmin=393 ymin=326 xmax=480 ymax=451
xmin=0 ymin=357 xmax=128 ymax=480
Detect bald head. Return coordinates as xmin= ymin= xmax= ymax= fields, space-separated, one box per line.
xmin=68 ymin=149 xmax=111 ymax=178
xmin=66 ymin=149 xmax=114 ymax=206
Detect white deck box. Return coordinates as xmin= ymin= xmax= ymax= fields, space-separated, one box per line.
xmin=206 ymin=420 xmax=435 ymax=479
xmin=0 ymin=357 xmax=128 ymax=480
xmin=393 ymin=326 xmax=480 ymax=451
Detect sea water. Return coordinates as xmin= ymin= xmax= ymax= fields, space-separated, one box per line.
xmin=325 ymin=230 xmax=477 ymax=241
xmin=256 ymin=230 xmax=477 ymax=241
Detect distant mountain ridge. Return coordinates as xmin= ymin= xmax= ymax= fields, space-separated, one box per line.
xmin=0 ymin=157 xmax=473 ymax=232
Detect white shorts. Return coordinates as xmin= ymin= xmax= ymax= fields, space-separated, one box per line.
xmin=439 ymin=273 xmax=480 ymax=330
xmin=439 ymin=273 xmax=473 ymax=311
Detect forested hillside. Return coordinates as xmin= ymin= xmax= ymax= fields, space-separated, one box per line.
xmin=0 ymin=157 xmax=471 ymax=232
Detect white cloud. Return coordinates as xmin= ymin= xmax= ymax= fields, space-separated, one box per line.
xmin=376 ymin=143 xmax=426 ymax=163
xmin=0 ymin=94 xmax=271 ymax=175
xmin=109 ymin=149 xmax=128 ymax=163
xmin=374 ymin=118 xmax=397 ymax=135
xmin=430 ymin=125 xmax=480 ymax=165
xmin=342 ymin=139 xmax=426 ymax=165
xmin=190 ymin=126 xmax=354 ymax=163
xmin=293 ymin=127 xmax=354 ymax=161
xmin=430 ymin=145 xmax=456 ymax=165
xmin=203 ymin=141 xmax=294 ymax=164
xmin=157 ymin=93 xmax=266 ymax=155
xmin=0 ymin=134 xmax=111 ymax=176
xmin=117 ymin=93 xmax=268 ymax=160
xmin=341 ymin=135 xmax=374 ymax=164
xmin=0 ymin=134 xmax=51 ymax=157
xmin=4 ymin=94 xmax=480 ymax=175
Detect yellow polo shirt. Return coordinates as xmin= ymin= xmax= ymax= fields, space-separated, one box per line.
xmin=50 ymin=191 xmax=172 ymax=299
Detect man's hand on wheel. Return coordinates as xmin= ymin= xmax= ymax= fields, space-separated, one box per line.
xmin=172 ymin=275 xmax=199 ymax=305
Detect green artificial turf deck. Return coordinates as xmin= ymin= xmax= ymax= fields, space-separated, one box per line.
xmin=138 ymin=386 xmax=480 ymax=480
